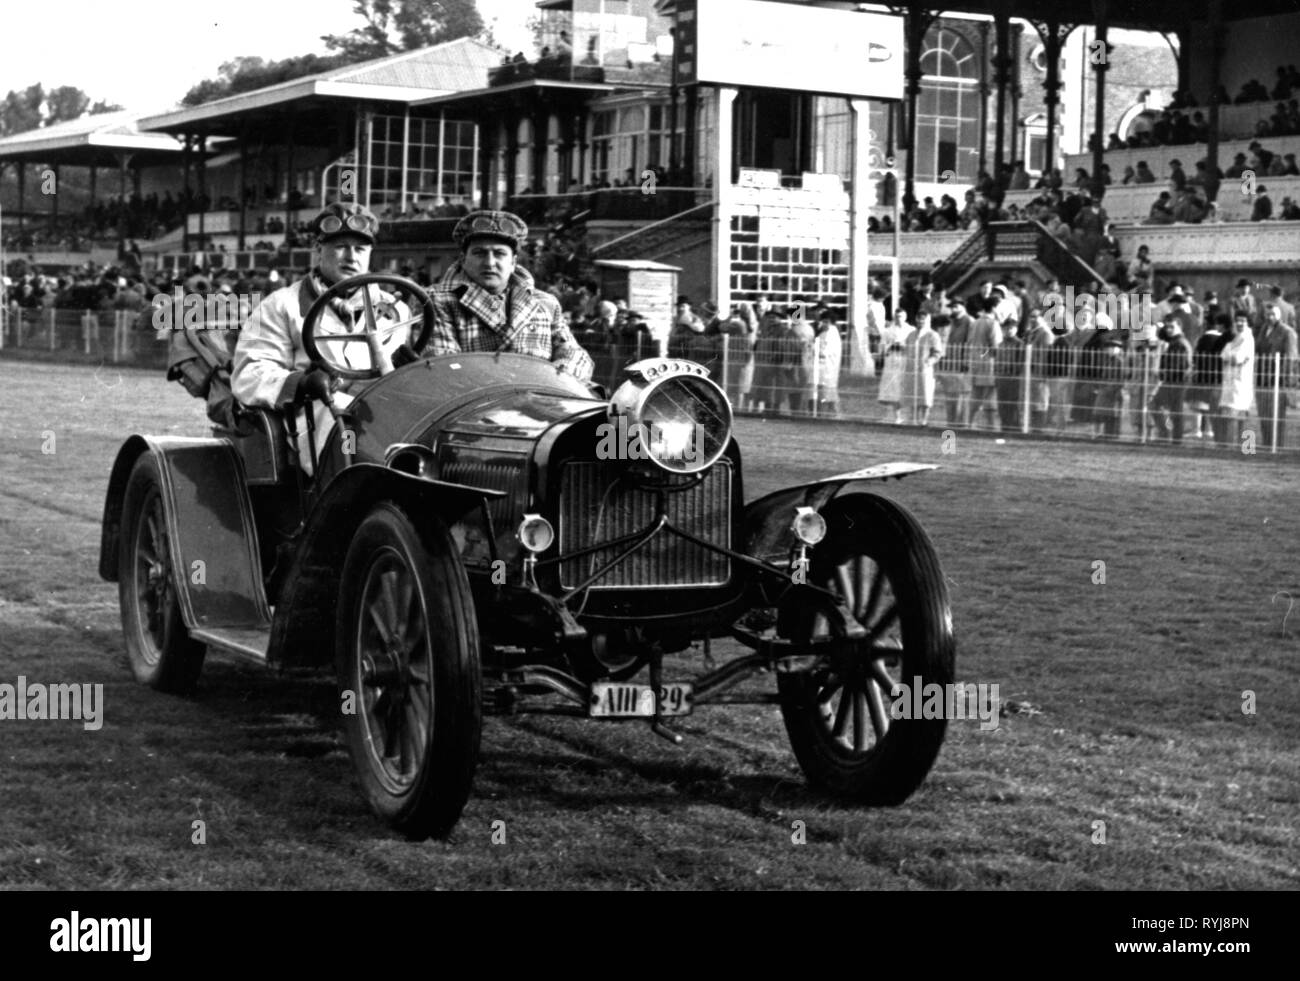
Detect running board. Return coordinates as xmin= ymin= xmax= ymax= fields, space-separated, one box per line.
xmin=190 ymin=627 xmax=270 ymax=665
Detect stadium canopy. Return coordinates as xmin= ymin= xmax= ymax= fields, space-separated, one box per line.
xmin=654 ymin=0 xmax=1298 ymax=29
xmin=650 ymin=0 xmax=1297 ymax=202
xmin=0 ymin=109 xmax=185 ymax=228
xmin=131 ymin=37 xmax=504 ymax=249
xmin=0 ymin=109 xmax=180 ymax=168
xmin=137 ymin=38 xmax=504 ymax=142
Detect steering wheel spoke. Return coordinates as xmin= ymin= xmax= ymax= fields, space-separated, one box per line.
xmin=301 ymin=274 xmax=436 ymax=382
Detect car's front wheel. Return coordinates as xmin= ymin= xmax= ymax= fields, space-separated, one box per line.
xmin=337 ymin=503 xmax=481 ymax=839
xmin=776 ymin=493 xmax=954 ymax=804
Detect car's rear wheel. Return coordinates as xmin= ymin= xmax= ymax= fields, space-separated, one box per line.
xmin=118 ymin=454 xmax=206 ymax=692
xmin=337 ymin=503 xmax=481 ymax=839
xmin=777 ymin=493 xmax=954 ymax=803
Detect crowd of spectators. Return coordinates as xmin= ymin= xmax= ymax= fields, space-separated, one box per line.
xmin=3 ymin=258 xmax=301 ymax=327
xmin=874 ymin=273 xmax=1299 ymax=445
xmin=0 ymin=190 xmax=187 ymax=252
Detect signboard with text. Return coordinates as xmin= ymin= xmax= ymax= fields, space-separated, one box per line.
xmin=676 ymin=0 xmax=904 ymax=100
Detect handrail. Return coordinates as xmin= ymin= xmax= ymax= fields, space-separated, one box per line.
xmin=590 ymin=200 xmax=716 ymax=254
xmin=931 ymin=225 xmax=987 ymax=288
xmin=1025 ymin=219 xmax=1109 ymax=287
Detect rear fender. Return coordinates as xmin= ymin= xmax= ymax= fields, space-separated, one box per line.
xmin=743 ymin=463 xmax=938 ymax=566
xmin=268 ymin=464 xmax=503 ymax=669
xmin=99 ymin=435 xmax=271 ymax=630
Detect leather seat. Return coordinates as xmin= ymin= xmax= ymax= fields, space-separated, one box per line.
xmin=167 ymin=322 xmax=293 ymax=485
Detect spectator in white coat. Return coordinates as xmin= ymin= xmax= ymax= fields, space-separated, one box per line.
xmin=1219 ymin=312 xmax=1256 ymax=444
xmin=902 ymin=310 xmax=945 ymax=426
xmin=877 ymin=310 xmax=915 ymax=424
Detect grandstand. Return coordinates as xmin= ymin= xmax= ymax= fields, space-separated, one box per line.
xmin=2 ymin=1 xmax=1298 ymax=324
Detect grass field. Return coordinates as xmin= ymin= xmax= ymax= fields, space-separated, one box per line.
xmin=0 ymin=359 xmax=1296 ymax=890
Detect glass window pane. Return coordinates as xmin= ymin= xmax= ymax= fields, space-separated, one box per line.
xmin=620 ymin=106 xmax=645 ymax=132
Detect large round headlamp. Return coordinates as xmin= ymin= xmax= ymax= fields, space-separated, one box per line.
xmin=606 ymin=358 xmax=733 ymax=474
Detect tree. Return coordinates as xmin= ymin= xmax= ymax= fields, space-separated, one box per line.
xmin=46 ymin=86 xmax=91 ymax=125
xmin=0 ymin=84 xmax=44 ymax=136
xmin=322 ymin=0 xmax=485 ymax=61
xmin=0 ymin=83 xmax=121 ymax=135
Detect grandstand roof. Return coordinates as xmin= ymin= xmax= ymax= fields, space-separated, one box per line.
xmin=655 ymin=0 xmax=1300 ymax=30
xmin=138 ymin=37 xmax=505 ymax=137
xmin=0 ymin=110 xmax=182 ymax=167
xmin=414 ymin=77 xmax=624 ymax=109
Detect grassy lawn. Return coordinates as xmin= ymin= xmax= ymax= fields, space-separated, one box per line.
xmin=0 ymin=359 xmax=1295 ymax=889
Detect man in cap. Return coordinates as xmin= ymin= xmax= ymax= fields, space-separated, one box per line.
xmin=1231 ymin=278 xmax=1260 ymax=332
xmin=1161 ymin=287 xmax=1201 ymax=345
xmin=1267 ymin=284 xmax=1296 ymax=329
xmin=1152 ymin=312 xmax=1193 ymax=441
xmin=232 ymin=202 xmax=413 ymax=473
xmin=424 ymin=209 xmax=592 ymax=380
xmin=1255 ymin=301 xmax=1299 ymax=448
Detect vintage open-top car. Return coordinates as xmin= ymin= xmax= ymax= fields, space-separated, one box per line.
xmin=99 ymin=273 xmax=955 ymax=839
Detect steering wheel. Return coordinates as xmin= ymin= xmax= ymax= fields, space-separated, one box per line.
xmin=301 ymin=273 xmax=436 ymax=381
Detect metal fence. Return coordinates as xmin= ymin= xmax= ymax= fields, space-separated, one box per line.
xmin=0 ymin=306 xmax=169 ymax=370
xmin=2 ymin=308 xmax=1295 ymax=454
xmin=578 ymin=331 xmax=1300 ymax=455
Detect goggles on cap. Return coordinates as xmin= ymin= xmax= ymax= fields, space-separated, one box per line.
xmin=318 ymin=213 xmax=377 ymax=236
xmin=465 ymin=213 xmax=526 ymax=240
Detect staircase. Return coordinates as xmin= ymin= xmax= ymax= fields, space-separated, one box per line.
xmin=932 ymin=220 xmax=1107 ymax=295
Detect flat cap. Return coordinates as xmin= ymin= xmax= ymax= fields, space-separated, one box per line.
xmin=453 ymin=210 xmax=529 ymax=251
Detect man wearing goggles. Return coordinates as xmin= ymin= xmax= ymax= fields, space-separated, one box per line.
xmin=231 ymin=202 xmax=412 ymax=473
xmin=317 ymin=212 xmax=378 ymax=237
xmin=421 ymin=209 xmax=592 ymax=380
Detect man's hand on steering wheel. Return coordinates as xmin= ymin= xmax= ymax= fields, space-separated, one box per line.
xmin=390 ymin=343 xmax=421 ymax=369
xmin=276 ymin=367 xmax=340 ymax=409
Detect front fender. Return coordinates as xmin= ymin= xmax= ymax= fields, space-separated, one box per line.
xmin=268 ymin=464 xmax=503 ymax=669
xmin=743 ymin=462 xmax=938 ymax=565
xmin=100 ymin=435 xmax=154 ymax=582
xmin=99 ymin=434 xmax=271 ymax=632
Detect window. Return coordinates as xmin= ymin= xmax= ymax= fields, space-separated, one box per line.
xmin=590 ymin=109 xmax=615 ymax=185
xmin=813 ymin=97 xmax=853 ymax=185
xmin=369 ymin=114 xmax=478 ymax=212
xmin=1027 ymin=133 xmax=1046 ymax=174
xmin=915 ymin=28 xmax=981 ymax=184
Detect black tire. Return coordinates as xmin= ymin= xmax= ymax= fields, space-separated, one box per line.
xmin=337 ymin=503 xmax=481 ymax=839
xmin=118 ymin=454 xmax=207 ymax=692
xmin=777 ymin=492 xmax=955 ymax=804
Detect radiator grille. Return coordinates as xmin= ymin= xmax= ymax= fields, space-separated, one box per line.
xmin=558 ymin=460 xmax=732 ymax=590
xmin=439 ymin=456 xmax=526 ymax=531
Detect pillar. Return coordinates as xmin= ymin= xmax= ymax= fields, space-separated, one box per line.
xmin=238 ymin=123 xmax=248 ymax=252
xmin=712 ymin=87 xmax=737 ymax=315
xmin=992 ymin=2 xmax=1013 ymax=179
xmin=849 ymin=99 xmax=873 ymax=343
xmin=1090 ymin=2 xmax=1109 ymax=201
xmin=1204 ymin=0 xmax=1224 ymax=204
xmin=901 ymin=4 xmax=936 ymax=210
xmin=1033 ymin=18 xmax=1072 ymax=179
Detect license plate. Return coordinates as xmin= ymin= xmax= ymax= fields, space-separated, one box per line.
xmin=589 ymin=682 xmax=693 ymax=718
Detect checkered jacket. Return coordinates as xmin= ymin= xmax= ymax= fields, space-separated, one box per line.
xmin=426 ymin=264 xmax=593 ymax=381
